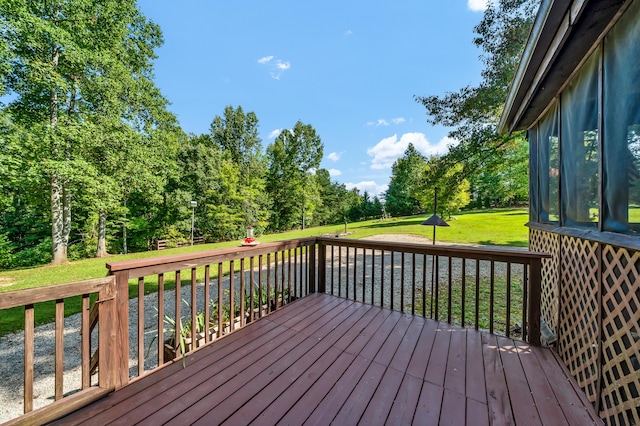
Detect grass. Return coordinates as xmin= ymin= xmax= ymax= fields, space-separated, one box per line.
xmin=0 ymin=208 xmax=529 ymax=335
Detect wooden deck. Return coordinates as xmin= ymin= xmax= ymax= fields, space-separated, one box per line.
xmin=52 ymin=293 xmax=600 ymax=425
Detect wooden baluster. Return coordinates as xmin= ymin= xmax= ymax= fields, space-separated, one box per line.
xmin=330 ymin=245 xmax=335 ymax=295
xmin=55 ymin=299 xmax=64 ymax=400
xmin=293 ymin=249 xmax=298 ymax=298
xmin=475 ymin=260 xmax=480 ymax=330
xmin=258 ymin=256 xmax=264 ymax=318
xmin=346 ymin=247 xmax=350 ymax=299
xmin=24 ymin=304 xmax=34 ymax=413
xmin=175 ymin=270 xmax=181 ymax=355
xmin=434 ymin=255 xmax=439 ymax=320
xmin=490 ymin=261 xmax=495 ymax=335
xmin=506 ymin=262 xmax=512 ymax=338
xmin=422 ymin=254 xmax=427 ymax=318
xmin=190 ymin=268 xmax=197 ymax=349
xmin=250 ymin=256 xmax=255 ymax=322
xmin=390 ymin=252 xmax=395 ymax=311
xmin=274 ymin=252 xmax=279 ymax=309
xmin=288 ymin=249 xmax=292 ymax=302
xmin=138 ymin=277 xmax=145 ymax=375
xmin=401 ymin=252 xmax=405 ymax=314
xmin=81 ymin=294 xmax=90 ymax=389
xmin=158 ymin=273 xmax=165 ymax=364
xmin=461 ymin=259 xmax=466 ymax=328
xmin=231 ymin=260 xmax=236 ymax=331
xmin=267 ymin=254 xmax=272 ymax=313
xmin=217 ymin=263 xmax=223 ymax=338
xmin=338 ymin=246 xmax=342 ymax=298
xmin=412 ymin=253 xmax=416 ymax=315
xmin=362 ymin=248 xmax=366 ymax=303
xmin=281 ymin=250 xmax=286 ymax=304
xmin=447 ymin=257 xmax=452 ymax=324
xmin=381 ymin=250 xmax=385 ymax=308
xmin=238 ymin=259 xmax=243 ymax=327
xmin=353 ymin=247 xmax=357 ymax=301
xmin=204 ymin=266 xmax=210 ymax=343
xmin=371 ymin=248 xmax=376 ymax=306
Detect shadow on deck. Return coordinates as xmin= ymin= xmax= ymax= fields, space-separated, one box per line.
xmin=53 ymin=293 xmax=599 ymax=425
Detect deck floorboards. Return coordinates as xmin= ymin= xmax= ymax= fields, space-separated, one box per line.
xmin=53 ymin=293 xmax=601 ymax=425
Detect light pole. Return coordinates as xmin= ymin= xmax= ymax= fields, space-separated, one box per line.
xmin=421 ymin=188 xmax=449 ymax=318
xmin=190 ymin=200 xmax=197 ymax=246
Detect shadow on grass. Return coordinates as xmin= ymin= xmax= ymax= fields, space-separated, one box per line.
xmin=361 ymin=218 xmax=426 ymax=229
xmin=478 ymin=240 xmax=528 ymax=248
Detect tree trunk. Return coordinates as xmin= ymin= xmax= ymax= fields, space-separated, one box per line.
xmin=50 ymin=45 xmax=68 ymax=265
xmin=96 ymin=212 xmax=108 ymax=258
xmin=51 ymin=175 xmax=67 ymax=264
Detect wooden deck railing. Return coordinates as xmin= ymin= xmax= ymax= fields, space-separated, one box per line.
xmin=0 ymin=277 xmax=117 ymax=426
xmin=105 ymin=237 xmax=317 ymax=388
xmin=316 ymin=237 xmax=549 ymax=346
xmin=0 ymin=236 xmax=550 ymax=424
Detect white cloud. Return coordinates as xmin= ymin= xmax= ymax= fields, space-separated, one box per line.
xmin=268 ymin=129 xmax=282 ymax=139
xmin=328 ymin=168 xmax=342 ymax=177
xmin=468 ymin=0 xmax=497 ymax=12
xmin=345 ymin=30 xmax=353 ymax=36
xmin=257 ymin=55 xmax=291 ymax=79
xmin=327 ymin=152 xmax=341 ymax=162
xmin=367 ymin=133 xmax=457 ymax=170
xmin=366 ymin=117 xmax=405 ymax=126
xmin=345 ymin=181 xmax=389 ymax=197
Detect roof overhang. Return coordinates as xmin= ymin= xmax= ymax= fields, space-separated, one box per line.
xmin=499 ymin=0 xmax=629 ymax=134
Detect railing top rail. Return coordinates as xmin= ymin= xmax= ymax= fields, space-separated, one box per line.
xmin=0 ymin=276 xmax=115 ymax=310
xmin=316 ymin=236 xmax=550 ymax=264
xmin=106 ymin=237 xmax=316 ymax=277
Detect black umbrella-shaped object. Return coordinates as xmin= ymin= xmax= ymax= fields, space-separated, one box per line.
xmin=421 ymin=188 xmax=449 ymax=318
xmin=421 ymin=188 xmax=448 ymax=244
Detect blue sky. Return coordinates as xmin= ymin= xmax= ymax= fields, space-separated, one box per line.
xmin=136 ymin=0 xmax=492 ymax=197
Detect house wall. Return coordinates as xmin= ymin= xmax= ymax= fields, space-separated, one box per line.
xmin=530 ymin=226 xmax=639 ymax=425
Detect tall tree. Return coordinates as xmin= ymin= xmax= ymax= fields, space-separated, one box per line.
xmin=414 ymin=0 xmax=537 ymax=199
xmin=209 ymin=106 xmax=270 ymax=235
xmin=385 ymin=143 xmax=427 ymax=217
xmin=1 ymin=0 xmax=168 ymax=263
xmin=266 ymin=121 xmax=323 ymax=232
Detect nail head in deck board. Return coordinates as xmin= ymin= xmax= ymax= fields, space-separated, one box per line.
xmin=387 ymin=374 xmax=423 ymax=425
xmin=444 ymin=326 xmax=467 ymax=396
xmin=359 ymin=366 xmax=405 ymax=424
xmin=415 ymin=380 xmax=445 ymax=425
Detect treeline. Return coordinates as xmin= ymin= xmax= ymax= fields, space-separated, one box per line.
xmin=0 ymin=2 xmax=382 ymax=269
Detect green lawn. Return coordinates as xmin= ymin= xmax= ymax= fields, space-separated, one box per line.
xmin=0 ymin=208 xmax=529 ymax=335
xmin=0 ymin=208 xmax=529 ymax=292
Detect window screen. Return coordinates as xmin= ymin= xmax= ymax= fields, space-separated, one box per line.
xmin=603 ymin=0 xmax=640 ymax=233
xmin=529 ymin=127 xmax=539 ymax=222
xmin=561 ymin=51 xmax=600 ymax=227
xmin=538 ymin=102 xmax=559 ymax=223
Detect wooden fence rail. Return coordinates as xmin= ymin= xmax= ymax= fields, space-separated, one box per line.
xmin=316 ymin=237 xmax=549 ymax=345
xmin=104 ymin=237 xmax=317 ymax=388
xmin=0 ymin=277 xmax=117 ymax=426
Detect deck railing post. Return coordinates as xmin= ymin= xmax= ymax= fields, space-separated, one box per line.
xmin=309 ymin=241 xmax=317 ymax=293
xmin=98 ymin=276 xmax=118 ymax=390
xmin=111 ymin=270 xmax=130 ymax=388
xmin=528 ymin=257 xmax=542 ymax=346
xmin=318 ymin=240 xmax=326 ymax=293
